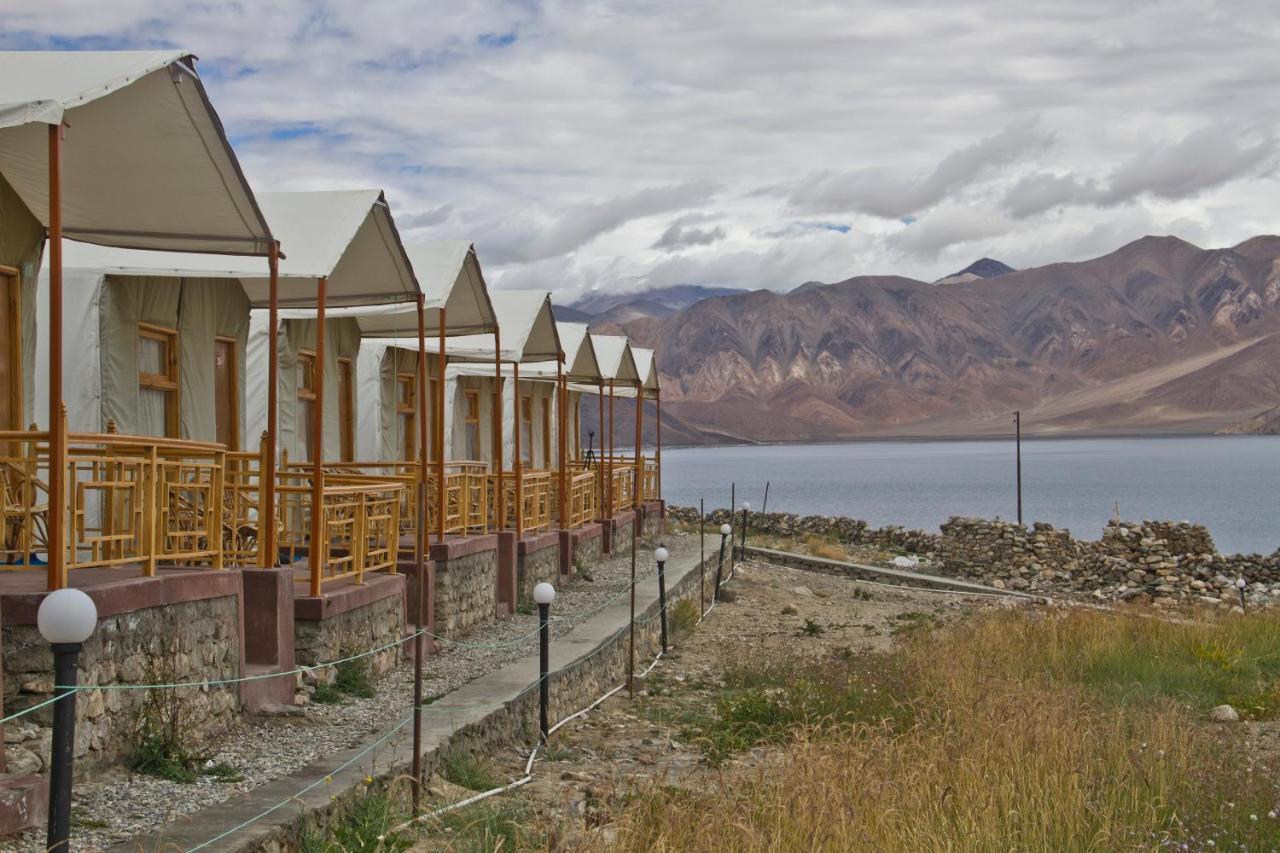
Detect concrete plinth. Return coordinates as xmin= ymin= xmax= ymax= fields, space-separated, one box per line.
xmin=240 ymin=568 xmax=297 ymax=711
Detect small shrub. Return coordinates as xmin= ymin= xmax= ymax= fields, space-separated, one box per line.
xmin=333 ymin=657 xmax=375 ymax=699
xmin=670 ymin=598 xmax=699 ymax=636
xmin=803 ymin=534 xmax=847 ymax=561
xmin=202 ymin=762 xmax=244 ymax=782
xmin=310 ymin=681 xmax=343 ymax=704
xmin=300 ymin=785 xmax=411 ymax=853
xmin=431 ymin=801 xmax=536 ymax=850
xmin=799 ymin=618 xmax=825 ymax=637
xmin=129 ymin=655 xmax=208 ymax=783
xmin=440 ymin=753 xmax=504 ymax=792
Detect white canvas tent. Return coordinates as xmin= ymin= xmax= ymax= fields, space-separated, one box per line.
xmin=37 ymin=190 xmax=417 ymax=460
xmin=358 ymin=290 xmax=561 ymax=465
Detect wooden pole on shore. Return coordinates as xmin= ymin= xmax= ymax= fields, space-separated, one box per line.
xmin=1015 ymin=410 xmax=1023 ymax=526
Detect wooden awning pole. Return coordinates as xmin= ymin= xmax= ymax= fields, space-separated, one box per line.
xmin=308 ymin=276 xmax=327 ymax=598
xmin=436 ymin=309 xmax=446 ymax=543
xmin=607 ymin=379 xmax=615 ymax=518
xmin=412 ymin=293 xmax=426 ymax=814
xmin=556 ymin=357 xmax=567 ymax=527
xmin=262 ymin=240 xmax=280 ymax=568
xmin=514 ymin=361 xmax=524 ymax=537
xmin=634 ymin=380 xmax=642 ymax=511
xmin=493 ymin=327 xmax=504 ymax=531
xmin=46 ymin=124 xmax=64 ymax=591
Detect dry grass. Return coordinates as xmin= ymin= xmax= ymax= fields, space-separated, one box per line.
xmin=608 ymin=608 xmax=1280 ymax=851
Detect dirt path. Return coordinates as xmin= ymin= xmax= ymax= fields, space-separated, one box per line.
xmin=412 ymin=557 xmax=1021 ymax=850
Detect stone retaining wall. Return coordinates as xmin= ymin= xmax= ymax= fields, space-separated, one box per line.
xmin=2 ymin=594 xmax=240 ymax=773
xmin=516 ymin=536 xmax=561 ymax=606
xmin=433 ymin=549 xmax=498 ymax=638
xmin=667 ymin=505 xmax=1280 ymax=607
xmin=295 ymin=591 xmax=404 ymax=684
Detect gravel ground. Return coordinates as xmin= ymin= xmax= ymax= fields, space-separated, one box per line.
xmin=12 ymin=531 xmax=698 ymax=851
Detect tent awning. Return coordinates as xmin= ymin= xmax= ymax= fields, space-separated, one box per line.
xmin=0 ymin=50 xmax=271 ymax=255
xmin=404 ymin=242 xmax=497 ymax=336
xmin=56 ymin=189 xmax=421 ymax=310
xmin=367 ymin=289 xmax=559 ymax=363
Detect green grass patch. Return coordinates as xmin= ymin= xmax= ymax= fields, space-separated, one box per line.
xmin=430 ymin=801 xmax=537 ymax=852
xmin=299 ymin=786 xmax=412 ymax=853
xmin=440 ymin=753 xmax=505 ymax=792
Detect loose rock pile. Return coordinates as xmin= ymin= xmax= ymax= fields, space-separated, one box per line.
xmin=667 ymin=506 xmax=1280 ymax=609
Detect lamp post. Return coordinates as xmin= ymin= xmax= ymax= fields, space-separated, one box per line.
xmin=714 ymin=523 xmax=731 ymax=603
xmin=38 ymin=588 xmax=98 ymax=852
xmin=533 ymin=582 xmax=556 ymax=741
xmin=1237 ymin=577 xmax=1247 ymax=612
xmin=739 ymin=501 xmax=750 ymax=562
xmin=654 ymin=546 xmax=669 ymax=653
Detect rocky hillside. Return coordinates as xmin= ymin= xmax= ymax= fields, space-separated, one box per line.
xmin=619 ymin=235 xmax=1280 ymax=443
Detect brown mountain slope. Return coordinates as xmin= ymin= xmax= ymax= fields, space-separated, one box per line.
xmin=621 ymin=234 xmax=1280 ymax=443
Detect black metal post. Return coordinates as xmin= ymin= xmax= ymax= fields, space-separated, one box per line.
xmin=1015 ymin=410 xmax=1023 ymax=525
xmin=47 ymin=642 xmax=81 ymax=852
xmin=657 ymin=553 xmax=668 ymax=654
xmin=538 ymin=601 xmax=550 ymax=741
xmin=699 ymin=499 xmax=705 ymax=615
xmin=714 ymin=529 xmax=728 ymax=602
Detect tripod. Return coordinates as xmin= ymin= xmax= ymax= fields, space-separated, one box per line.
xmin=583 ymin=430 xmax=596 ymax=470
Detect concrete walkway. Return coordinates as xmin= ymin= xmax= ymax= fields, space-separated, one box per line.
xmin=117 ymin=538 xmax=720 ymax=852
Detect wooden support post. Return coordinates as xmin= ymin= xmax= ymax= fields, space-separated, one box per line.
xmin=656 ymin=390 xmax=662 ymax=502
xmin=514 ymin=361 xmax=524 ymax=538
xmin=309 ymin=277 xmax=327 ymax=597
xmin=436 ymin=309 xmax=447 ymax=542
xmin=607 ymin=379 xmax=615 ymax=518
xmin=493 ymin=326 xmax=504 ymax=531
xmin=262 ymin=240 xmax=281 ymax=568
xmin=46 ymin=124 xmax=65 ymax=590
xmin=556 ymin=357 xmax=567 ymax=528
xmin=412 ymin=294 xmax=427 ymax=811
xmin=634 ymin=381 xmax=642 ymax=511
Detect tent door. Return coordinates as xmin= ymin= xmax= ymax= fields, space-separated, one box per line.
xmin=0 ymin=266 xmax=19 ymax=430
xmin=214 ymin=337 xmax=239 ymax=450
xmin=337 ymin=357 xmax=353 ymax=461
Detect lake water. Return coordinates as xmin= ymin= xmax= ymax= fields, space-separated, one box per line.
xmin=659 ymin=436 xmax=1280 ymax=555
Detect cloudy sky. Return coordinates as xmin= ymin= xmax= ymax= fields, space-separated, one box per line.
xmin=5 ymin=1 xmax=1280 ymax=300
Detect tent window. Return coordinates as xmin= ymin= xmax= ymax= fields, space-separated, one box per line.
xmin=0 ymin=266 xmax=20 ymax=431
xmin=138 ymin=323 xmax=179 ymax=438
xmin=337 ymin=358 xmax=354 ymax=462
xmin=520 ymin=396 xmax=533 ymax=465
xmin=463 ymin=389 xmax=480 ymax=460
xmin=396 ymin=373 xmax=416 ymax=461
xmin=214 ymin=337 xmax=239 ymax=450
xmin=297 ymin=350 xmax=317 ymax=462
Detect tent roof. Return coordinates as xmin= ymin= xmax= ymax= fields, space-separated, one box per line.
xmin=57 ymin=189 xmax=420 ymax=310
xmin=556 ymin=322 xmax=602 ymax=382
xmin=367 ymin=289 xmax=559 ymax=363
xmin=404 ymin=242 xmax=496 ymax=335
xmin=632 ymin=347 xmax=660 ymax=397
xmin=591 ymin=334 xmax=641 ymax=383
xmin=0 ymin=50 xmax=271 ymax=254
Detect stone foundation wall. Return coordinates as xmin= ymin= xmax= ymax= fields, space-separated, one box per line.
xmin=516 ymin=541 xmax=560 ymax=606
xmin=667 ymin=505 xmax=1280 ymax=607
xmin=2 ymin=595 xmax=240 ymax=773
xmin=641 ymin=502 xmax=664 ymax=538
xmin=571 ymin=531 xmax=602 ymax=572
xmin=609 ymin=515 xmax=635 ymax=557
xmin=295 ymin=592 xmax=404 ymax=684
xmin=434 ymin=549 xmax=498 ymax=638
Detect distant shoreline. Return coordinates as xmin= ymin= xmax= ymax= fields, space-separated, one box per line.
xmin=659 ymin=430 xmax=1278 ymax=452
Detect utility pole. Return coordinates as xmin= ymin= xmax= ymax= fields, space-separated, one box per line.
xmin=1015 ymin=410 xmax=1023 ymax=526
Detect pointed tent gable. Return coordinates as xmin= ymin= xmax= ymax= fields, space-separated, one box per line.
xmin=58 ymin=189 xmax=418 ymax=309
xmin=405 ymin=241 xmax=496 ymax=335
xmin=556 ymin=322 xmax=602 ymax=383
xmin=591 ymin=334 xmax=641 ymax=384
xmin=367 ymin=289 xmax=559 ymax=362
xmin=0 ymin=50 xmax=271 ymax=254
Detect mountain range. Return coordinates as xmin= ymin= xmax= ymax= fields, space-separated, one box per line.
xmin=597 ymin=235 xmax=1280 ymax=445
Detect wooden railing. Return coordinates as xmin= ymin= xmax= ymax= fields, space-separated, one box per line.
xmin=427 ymin=461 xmax=490 ymax=536
xmin=283 ymin=456 xmax=420 ymax=538
xmin=225 ymin=440 xmax=268 ymax=567
xmin=0 ymin=427 xmax=226 ymax=579
xmin=275 ymin=470 xmax=402 ymax=588
xmin=491 ymin=469 xmax=553 ymax=533
xmin=556 ymin=469 xmax=598 ymax=529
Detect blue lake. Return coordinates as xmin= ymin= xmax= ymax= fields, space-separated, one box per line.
xmin=659 ymin=436 xmax=1280 ymax=555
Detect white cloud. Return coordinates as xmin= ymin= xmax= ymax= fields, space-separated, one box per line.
xmin=4 ymin=0 xmax=1280 ymax=297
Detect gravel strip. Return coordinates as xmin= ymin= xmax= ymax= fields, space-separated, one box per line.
xmin=14 ymin=531 xmax=697 ymax=851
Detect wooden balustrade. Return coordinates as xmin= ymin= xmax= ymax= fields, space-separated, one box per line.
xmin=275 ymin=470 xmax=402 ymax=589
xmin=491 ymin=469 xmax=553 ymax=533
xmin=556 ymin=469 xmax=598 ymax=529
xmin=0 ymin=428 xmax=226 ymax=580
xmin=426 ymin=461 xmax=489 ymax=536
xmin=284 ymin=457 xmax=420 ymax=538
